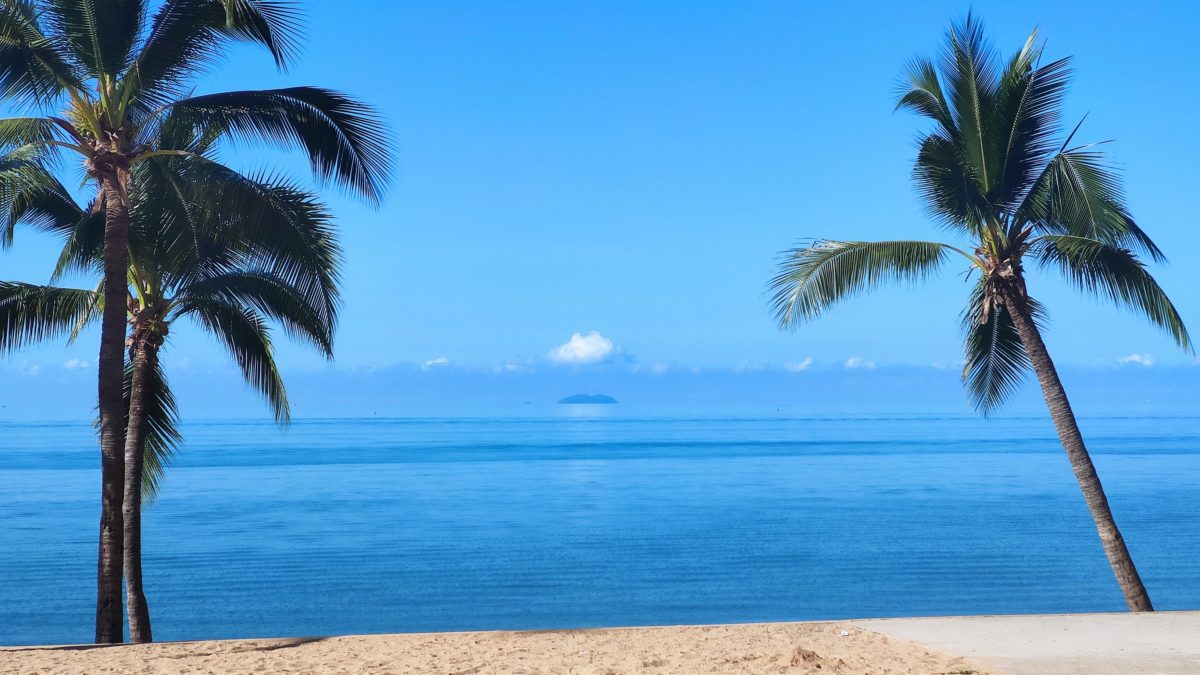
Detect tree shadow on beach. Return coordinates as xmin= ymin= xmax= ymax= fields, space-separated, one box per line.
xmin=0 ymin=636 xmax=330 ymax=656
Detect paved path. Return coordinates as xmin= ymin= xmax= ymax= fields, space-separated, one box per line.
xmin=856 ymin=611 xmax=1200 ymax=674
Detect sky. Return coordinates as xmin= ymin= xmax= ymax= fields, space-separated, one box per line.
xmin=2 ymin=0 xmax=1198 ymax=418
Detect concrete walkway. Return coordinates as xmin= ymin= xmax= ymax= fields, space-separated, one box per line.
xmin=856 ymin=611 xmax=1200 ymax=674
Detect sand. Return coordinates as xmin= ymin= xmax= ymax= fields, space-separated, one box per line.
xmin=856 ymin=611 xmax=1200 ymax=675
xmin=0 ymin=621 xmax=990 ymax=675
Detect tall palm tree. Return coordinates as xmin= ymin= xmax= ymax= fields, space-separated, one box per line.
xmin=0 ymin=0 xmax=388 ymax=642
xmin=0 ymin=114 xmax=340 ymax=641
xmin=768 ymin=16 xmax=1190 ymax=612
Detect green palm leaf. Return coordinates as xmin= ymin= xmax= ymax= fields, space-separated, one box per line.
xmin=51 ymin=204 xmax=104 ymax=279
xmin=127 ymin=0 xmax=302 ymax=113
xmin=990 ymin=44 xmax=1071 ymax=210
xmin=0 ymin=117 xmax=64 ymax=152
xmin=769 ymin=240 xmax=957 ymax=328
xmin=961 ymin=277 xmax=1046 ymax=414
xmin=181 ymin=299 xmax=289 ymax=421
xmin=1032 ymin=234 xmax=1191 ymax=352
xmin=42 ymin=0 xmax=144 ymax=79
xmin=912 ymin=132 xmax=991 ymax=232
xmin=0 ymin=148 xmax=80 ymax=246
xmin=1021 ymin=147 xmax=1163 ymax=261
xmin=180 ymin=270 xmax=333 ymax=356
xmin=0 ymin=281 xmax=98 ymax=350
xmin=168 ymin=87 xmax=391 ymax=203
xmin=0 ymin=2 xmax=82 ymax=104
xmin=139 ymin=156 xmax=341 ymax=324
xmin=941 ymin=13 xmax=999 ymax=194
xmin=895 ymin=56 xmax=955 ymax=132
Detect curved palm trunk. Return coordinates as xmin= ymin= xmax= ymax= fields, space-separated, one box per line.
xmin=1003 ymin=288 xmax=1153 ymax=611
xmin=96 ymin=175 xmax=132 ymax=643
xmin=123 ymin=340 xmax=155 ymax=643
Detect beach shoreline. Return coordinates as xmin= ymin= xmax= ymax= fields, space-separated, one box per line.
xmin=5 ymin=611 xmax=1199 ymax=674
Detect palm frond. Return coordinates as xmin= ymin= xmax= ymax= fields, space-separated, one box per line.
xmin=769 ymin=240 xmax=955 ymax=329
xmin=0 ymin=116 xmax=64 ymax=152
xmin=0 ymin=1 xmax=81 ymax=104
xmin=169 ymin=87 xmax=391 ymax=203
xmin=127 ymin=0 xmax=302 ymax=113
xmin=0 ymin=281 xmax=99 ymax=350
xmin=122 ymin=353 xmax=181 ymax=501
xmin=128 ymin=152 xmax=207 ymax=278
xmin=941 ymin=13 xmax=999 ymax=194
xmin=180 ymin=270 xmax=333 ymax=356
xmin=895 ymin=56 xmax=956 ymax=132
xmin=218 ymin=0 xmax=301 ymax=66
xmin=1020 ymin=147 xmax=1163 ymax=261
xmin=138 ymin=103 xmax=221 ymax=154
xmin=990 ymin=40 xmax=1071 ymax=210
xmin=181 ymin=298 xmax=290 ymax=421
xmin=912 ymin=131 xmax=991 ymax=232
xmin=51 ymin=205 xmax=104 ymax=279
xmin=961 ymin=277 xmax=1045 ymax=414
xmin=137 ymin=155 xmax=341 ymax=324
xmin=69 ymin=278 xmax=103 ymax=342
xmin=42 ymin=0 xmax=144 ymax=79
xmin=1032 ymin=234 xmax=1191 ymax=352
xmin=0 ymin=147 xmax=79 ymax=246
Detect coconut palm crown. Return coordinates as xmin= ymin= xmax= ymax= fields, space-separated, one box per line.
xmin=768 ymin=16 xmax=1190 ymax=612
xmin=0 ymin=0 xmax=389 ymax=643
xmin=0 ymin=139 xmax=338 ymax=490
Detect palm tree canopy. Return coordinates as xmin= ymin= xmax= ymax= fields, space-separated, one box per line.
xmin=0 ymin=128 xmax=342 ymax=495
xmin=0 ymin=0 xmax=390 ymax=202
xmin=770 ymin=14 xmax=1191 ymax=413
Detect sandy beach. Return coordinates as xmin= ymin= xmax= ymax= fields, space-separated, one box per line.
xmin=7 ymin=611 xmax=1200 ymax=674
xmin=0 ymin=621 xmax=988 ymax=674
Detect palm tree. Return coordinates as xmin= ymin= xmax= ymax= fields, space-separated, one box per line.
xmin=0 ymin=114 xmax=340 ymax=641
xmin=768 ymin=16 xmax=1190 ymax=612
xmin=0 ymin=0 xmax=388 ymax=642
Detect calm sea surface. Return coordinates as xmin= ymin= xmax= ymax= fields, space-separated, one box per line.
xmin=1 ymin=413 xmax=1197 ymax=645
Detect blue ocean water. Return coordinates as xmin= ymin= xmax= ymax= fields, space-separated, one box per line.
xmin=0 ymin=412 xmax=1197 ymax=646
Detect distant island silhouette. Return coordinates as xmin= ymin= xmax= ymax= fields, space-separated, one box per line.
xmin=557 ymin=394 xmax=618 ymax=404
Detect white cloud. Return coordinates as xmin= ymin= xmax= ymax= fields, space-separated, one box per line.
xmin=422 ymin=357 xmax=450 ymax=371
xmin=548 ymin=331 xmax=614 ymax=365
xmin=734 ymin=359 xmax=768 ymax=373
xmin=492 ymin=360 xmax=529 ymax=374
xmin=844 ymin=356 xmax=876 ymax=370
xmin=631 ymin=362 xmax=669 ymax=375
xmin=1119 ymin=353 xmax=1154 ymax=367
xmin=63 ymin=358 xmax=89 ymax=370
xmin=784 ymin=357 xmax=814 ymax=372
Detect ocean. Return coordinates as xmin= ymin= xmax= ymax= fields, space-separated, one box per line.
xmin=1 ymin=412 xmax=1197 ymax=646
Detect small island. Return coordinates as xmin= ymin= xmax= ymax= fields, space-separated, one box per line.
xmin=557 ymin=394 xmax=618 ymax=405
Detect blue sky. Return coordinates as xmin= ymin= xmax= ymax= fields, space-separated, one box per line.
xmin=2 ymin=1 xmax=1198 ymax=417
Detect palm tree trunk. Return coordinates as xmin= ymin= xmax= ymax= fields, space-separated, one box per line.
xmin=1003 ymin=287 xmax=1153 ymax=611
xmin=96 ymin=175 xmax=132 ymax=643
xmin=123 ymin=339 xmax=155 ymax=643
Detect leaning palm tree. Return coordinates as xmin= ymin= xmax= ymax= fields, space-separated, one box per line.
xmin=768 ymin=17 xmax=1190 ymax=612
xmin=0 ymin=117 xmax=339 ymax=641
xmin=0 ymin=0 xmax=388 ymax=642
